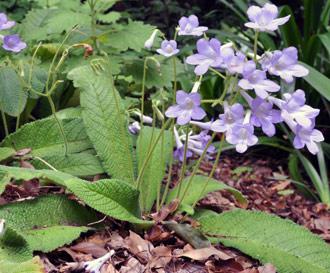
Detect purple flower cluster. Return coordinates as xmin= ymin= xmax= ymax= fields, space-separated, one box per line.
xmin=173 ymin=127 xmax=215 ymax=162
xmin=145 ymin=3 xmax=324 ymax=156
xmin=0 ymin=13 xmax=26 ymax=53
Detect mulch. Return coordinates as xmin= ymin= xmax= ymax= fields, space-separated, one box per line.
xmin=1 ymin=150 xmax=329 ymax=272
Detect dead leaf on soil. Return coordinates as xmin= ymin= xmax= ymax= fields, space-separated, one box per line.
xmin=177 ymin=246 xmax=231 ymax=261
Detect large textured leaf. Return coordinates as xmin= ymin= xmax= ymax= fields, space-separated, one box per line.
xmin=68 ymin=65 xmax=136 ymax=183
xmin=0 ymin=195 xmax=97 ymax=252
xmin=199 ymin=209 xmax=330 ymax=273
xmin=0 ymin=67 xmax=27 ymax=117
xmin=32 ymin=152 xmax=104 ymax=177
xmin=1 ymin=118 xmax=93 ymax=156
xmin=166 ymin=175 xmax=247 ymax=208
xmin=137 ymin=127 xmax=172 ymax=211
xmin=67 ymin=178 xmax=146 ymax=224
xmin=24 ymin=226 xmax=90 ymax=252
xmin=300 ymin=62 xmax=330 ymax=101
xmin=0 ymin=147 xmax=16 ymax=162
xmin=0 ymin=166 xmax=146 ymax=224
xmin=105 ymin=20 xmax=155 ymax=52
xmin=0 ymin=257 xmax=45 ymax=273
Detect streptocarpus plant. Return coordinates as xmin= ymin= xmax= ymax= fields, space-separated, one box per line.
xmin=0 ymin=3 xmax=330 ymax=273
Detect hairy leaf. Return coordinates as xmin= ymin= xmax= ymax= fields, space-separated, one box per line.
xmin=68 ymin=64 xmax=136 ymax=183
xmin=1 ymin=118 xmax=93 ymax=156
xmin=0 ymin=147 xmax=16 ymax=162
xmin=166 ymin=175 xmax=247 ymax=208
xmin=137 ymin=127 xmax=172 ymax=211
xmin=105 ymin=20 xmax=155 ymax=52
xmin=0 ymin=166 xmax=146 ymax=224
xmin=199 ymin=209 xmax=330 ymax=273
xmin=32 ymin=152 xmax=104 ymax=177
xmin=0 ymin=257 xmax=45 ymax=273
xmin=0 ymin=67 xmax=27 ymax=117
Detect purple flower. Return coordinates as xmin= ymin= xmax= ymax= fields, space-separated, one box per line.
xmin=226 ymin=123 xmax=258 ymax=153
xmin=293 ymin=125 xmax=324 ymax=155
xmin=190 ymin=120 xmax=213 ymax=130
xmin=238 ymin=61 xmax=280 ymax=99
xmin=174 ymin=147 xmax=193 ymax=162
xmin=186 ymin=38 xmax=223 ymax=75
xmin=211 ymin=102 xmax=244 ymax=133
xmin=2 ymin=35 xmax=27 ymax=53
xmin=223 ymin=51 xmax=246 ymax=75
xmin=156 ymin=40 xmax=179 ymax=57
xmin=165 ymin=90 xmax=206 ymax=125
xmin=250 ymin=97 xmax=282 ymax=137
xmin=277 ymin=89 xmax=320 ymax=128
xmin=188 ymin=130 xmax=216 ymax=156
xmin=260 ymin=47 xmax=309 ymax=83
xmin=0 ymin=13 xmax=15 ymax=30
xmin=245 ymin=3 xmax=290 ymax=32
xmin=128 ymin=121 xmax=141 ymax=135
xmin=178 ymin=15 xmax=208 ymax=36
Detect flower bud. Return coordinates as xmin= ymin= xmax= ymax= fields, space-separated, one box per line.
xmin=144 ymin=29 xmax=158 ymax=50
xmin=191 ymin=81 xmax=201 ymax=93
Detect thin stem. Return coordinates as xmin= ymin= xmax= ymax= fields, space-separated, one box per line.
xmin=140 ymin=57 xmax=149 ymax=130
xmin=253 ymin=31 xmax=259 ymax=63
xmin=156 ymin=105 xmax=165 ymax=211
xmin=172 ymin=57 xmax=177 ymax=97
xmin=47 ymin=95 xmax=68 ymax=156
xmin=178 ymin=132 xmax=216 ymax=206
xmin=176 ymin=128 xmax=189 ymax=199
xmin=192 ymin=134 xmax=225 ymax=208
xmin=159 ymin=121 xmax=175 ymax=209
xmin=1 ymin=110 xmax=9 ymax=136
xmin=33 ymin=156 xmax=58 ymax=171
xmin=136 ymin=119 xmax=172 ymax=189
xmin=209 ymin=67 xmax=226 ymax=79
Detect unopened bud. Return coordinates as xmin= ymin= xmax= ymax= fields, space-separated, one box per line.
xmin=144 ymin=29 xmax=159 ymax=50
xmin=191 ymin=81 xmax=201 ymax=93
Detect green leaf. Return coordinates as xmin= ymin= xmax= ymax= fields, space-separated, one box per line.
xmin=24 ymin=226 xmax=90 ymax=252
xmin=0 ymin=165 xmax=147 ymax=224
xmin=279 ymin=6 xmax=302 ymax=48
xmin=319 ymin=32 xmax=330 ymax=56
xmin=105 ymin=20 xmax=155 ymax=52
xmin=20 ymin=9 xmax=55 ymax=41
xmin=0 ymin=147 xmax=16 ymax=162
xmin=0 ymin=67 xmax=26 ymax=117
xmin=68 ymin=64 xmax=136 ymax=183
xmin=0 ymin=195 xmax=97 ymax=231
xmin=125 ymin=57 xmax=185 ymax=89
xmin=0 ymin=226 xmax=32 ymax=262
xmin=1 ymin=118 xmax=93 ymax=156
xmin=199 ymin=209 xmax=330 ymax=273
xmin=97 ymin=12 xmax=121 ymax=24
xmin=166 ymin=175 xmax=247 ymax=208
xmin=0 ymin=257 xmax=45 ymax=273
xmin=137 ymin=127 xmax=172 ymax=211
xmin=300 ymin=62 xmax=330 ymax=101
xmin=66 ymin=178 xmax=146 ymax=224
xmin=32 ymin=152 xmax=104 ymax=177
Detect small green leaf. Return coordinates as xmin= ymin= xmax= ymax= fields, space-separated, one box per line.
xmin=319 ymin=32 xmax=330 ymax=56
xmin=0 ymin=67 xmax=27 ymax=117
xmin=300 ymin=62 xmax=330 ymax=101
xmin=0 ymin=147 xmax=16 ymax=162
xmin=166 ymin=175 xmax=247 ymax=208
xmin=199 ymin=209 xmax=330 ymax=273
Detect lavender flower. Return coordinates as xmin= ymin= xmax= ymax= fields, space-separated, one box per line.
xmin=188 ymin=131 xmax=216 ymax=157
xmin=250 ymin=97 xmax=282 ymax=137
xmin=156 ymin=39 xmax=179 ymax=57
xmin=293 ymin=124 xmax=324 ymax=155
xmin=211 ymin=102 xmax=244 ymax=133
xmin=260 ymin=47 xmax=309 ymax=83
xmin=245 ymin=3 xmax=290 ymax=32
xmin=223 ymin=51 xmax=246 ymax=75
xmin=128 ymin=121 xmax=141 ymax=135
xmin=165 ymin=90 xmax=206 ymax=125
xmin=274 ymin=89 xmax=320 ymax=128
xmin=173 ymin=127 xmax=193 ymax=162
xmin=226 ymin=123 xmax=258 ymax=153
xmin=2 ymin=34 xmax=26 ymax=53
xmin=178 ymin=15 xmax=208 ymax=36
xmin=0 ymin=13 xmax=15 ymax=30
xmin=238 ymin=61 xmax=280 ymax=99
xmin=190 ymin=120 xmax=213 ymax=130
xmin=186 ymin=38 xmax=223 ymax=75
